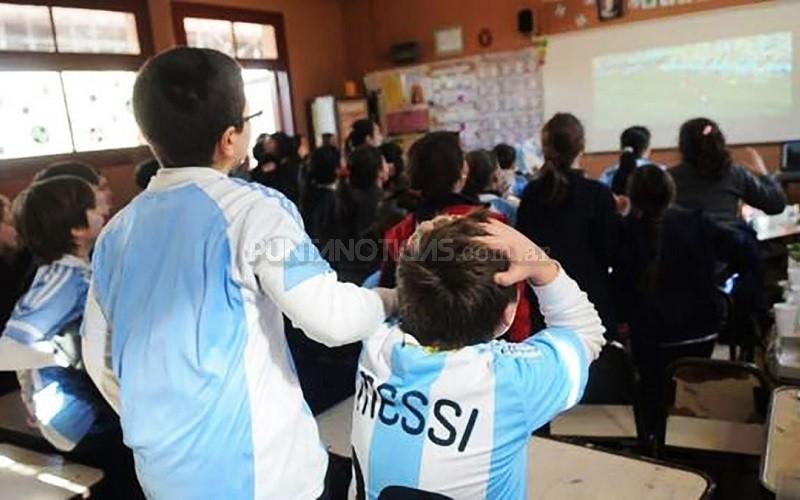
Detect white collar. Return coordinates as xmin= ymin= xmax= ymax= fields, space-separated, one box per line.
xmin=55 ymin=254 xmax=90 ymax=270
xmin=147 ymin=167 xmax=228 ymax=192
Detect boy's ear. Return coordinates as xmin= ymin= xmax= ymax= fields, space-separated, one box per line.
xmin=494 ymin=291 xmax=520 ymax=339
xmin=216 ymin=125 xmax=239 ymax=160
xmin=71 ymin=226 xmax=90 ymax=243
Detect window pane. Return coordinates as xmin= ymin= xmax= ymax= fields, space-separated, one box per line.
xmin=52 ymin=7 xmax=140 ymax=54
xmin=242 ymin=69 xmax=278 ymax=149
xmin=277 ymin=71 xmax=294 ymax=135
xmin=61 ymin=71 xmax=142 ymax=152
xmin=0 ymin=3 xmax=55 ymax=52
xmin=234 ymin=22 xmax=278 ymax=60
xmin=183 ymin=17 xmax=234 ymax=57
xmin=0 ymin=72 xmax=73 ymax=159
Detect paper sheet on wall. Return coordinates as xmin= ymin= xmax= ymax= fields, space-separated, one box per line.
xmin=365 ymin=47 xmax=545 ymax=173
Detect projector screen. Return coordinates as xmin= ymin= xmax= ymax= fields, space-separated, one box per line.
xmin=544 ymin=2 xmax=800 ymax=152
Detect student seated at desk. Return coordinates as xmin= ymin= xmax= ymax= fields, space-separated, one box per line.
xmin=351 ymin=212 xmax=605 ymax=500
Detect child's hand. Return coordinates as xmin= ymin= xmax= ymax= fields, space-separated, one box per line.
xmin=476 ymin=219 xmax=559 ymax=287
xmin=375 ymin=287 xmax=398 ymax=318
xmin=737 ymin=147 xmax=768 ymax=177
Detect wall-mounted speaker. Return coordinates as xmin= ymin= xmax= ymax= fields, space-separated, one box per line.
xmin=390 ymin=42 xmax=419 ymax=65
xmin=518 ymin=8 xmax=535 ymax=35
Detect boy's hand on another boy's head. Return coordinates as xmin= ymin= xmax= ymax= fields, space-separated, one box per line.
xmin=476 ymin=219 xmax=559 ymax=287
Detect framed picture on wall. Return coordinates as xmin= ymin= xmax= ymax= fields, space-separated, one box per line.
xmin=335 ymin=98 xmax=369 ymax=149
xmin=434 ymin=26 xmax=464 ymax=57
xmin=597 ymin=0 xmax=624 ymax=20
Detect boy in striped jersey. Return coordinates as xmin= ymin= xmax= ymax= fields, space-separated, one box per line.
xmin=0 ymin=176 xmax=113 ymax=451
xmin=352 ymin=212 xmax=605 ymax=499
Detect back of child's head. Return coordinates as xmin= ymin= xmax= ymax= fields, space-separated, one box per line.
xmin=493 ymin=143 xmax=516 ymax=171
xmin=379 ymin=142 xmax=404 ymax=176
xmin=34 ymin=161 xmax=100 ymax=186
xmin=539 ymin=113 xmax=585 ymax=204
xmin=348 ymin=146 xmax=382 ymax=189
xmin=462 ymin=149 xmax=497 ymax=199
xmin=397 ymin=210 xmax=517 ymax=350
xmin=628 ymin=164 xmax=675 ymax=219
xmin=309 ymin=145 xmax=340 ymax=186
xmin=612 ymin=126 xmax=651 ymax=195
xmin=679 ymin=117 xmax=731 ymax=178
xmin=133 ymin=47 xmax=245 ymax=168
xmin=270 ymin=131 xmax=298 ymax=160
xmin=135 ymin=159 xmax=161 ymax=190
xmin=13 ymin=177 xmax=96 ymax=264
xmin=348 ymin=119 xmax=375 ymax=151
xmin=408 ymin=131 xmax=464 ymax=200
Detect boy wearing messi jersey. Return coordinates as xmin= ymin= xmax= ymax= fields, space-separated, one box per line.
xmin=351 ymin=212 xmax=605 ymax=499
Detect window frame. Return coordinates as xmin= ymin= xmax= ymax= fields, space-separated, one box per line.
xmin=171 ymin=2 xmax=295 ymax=133
xmin=0 ymin=0 xmax=155 ymax=175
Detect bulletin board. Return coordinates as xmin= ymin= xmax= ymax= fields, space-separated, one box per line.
xmin=364 ymin=47 xmax=546 ymax=170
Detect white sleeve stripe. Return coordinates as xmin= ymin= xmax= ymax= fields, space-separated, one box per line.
xmin=30 ymin=268 xmax=71 ymax=310
xmin=25 ymin=267 xmax=61 ymax=307
xmin=547 ymin=334 xmax=582 ymax=411
xmin=81 ymin=282 xmax=120 ymax=413
xmin=5 ymin=320 xmax=46 ymax=343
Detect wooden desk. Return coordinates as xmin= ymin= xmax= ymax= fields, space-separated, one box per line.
xmin=315 ymin=395 xmax=353 ymax=457
xmin=315 ymin=397 xmax=713 ymax=499
xmin=550 ymin=404 xmax=637 ymax=438
xmin=0 ymin=443 xmax=104 ymax=499
xmin=528 ymin=437 xmax=711 ymax=499
xmin=761 ymin=386 xmax=800 ymax=493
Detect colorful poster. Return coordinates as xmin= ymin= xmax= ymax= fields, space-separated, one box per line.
xmin=364 ymin=47 xmax=544 ymax=172
xmin=380 ymin=73 xmax=405 ymax=113
xmin=335 ymin=99 xmax=368 ymax=148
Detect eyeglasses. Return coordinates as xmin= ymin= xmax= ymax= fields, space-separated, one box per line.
xmin=243 ymin=110 xmax=263 ymax=123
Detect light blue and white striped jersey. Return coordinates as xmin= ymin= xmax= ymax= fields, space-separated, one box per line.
xmin=351 ymin=271 xmax=605 ymax=500
xmin=82 ymin=167 xmax=387 ymax=500
xmin=479 ymin=193 xmax=518 ymax=226
xmin=2 ymin=255 xmax=111 ymax=451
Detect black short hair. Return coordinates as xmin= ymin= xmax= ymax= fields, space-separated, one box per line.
xmin=309 ymin=146 xmax=340 ymax=185
xmin=463 ymin=149 xmax=497 ymax=198
xmin=408 ymin=131 xmax=464 ymax=200
xmin=135 ymin=159 xmax=161 ymax=190
xmin=34 ymin=161 xmax=100 ymax=186
xmin=348 ymin=119 xmax=375 ymax=150
xmin=133 ymin=47 xmax=246 ymax=168
xmin=348 ymin=146 xmax=382 ymax=189
xmin=13 ymin=177 xmax=96 ymax=263
xmin=380 ymin=142 xmax=404 ymax=174
xmin=493 ymin=143 xmax=516 ymax=170
xmin=270 ymin=131 xmax=298 ymax=160
xmin=398 ymin=210 xmax=517 ymax=349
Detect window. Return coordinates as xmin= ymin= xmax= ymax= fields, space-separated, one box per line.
xmin=173 ymin=3 xmax=294 ymax=143
xmin=0 ymin=1 xmax=153 ymax=163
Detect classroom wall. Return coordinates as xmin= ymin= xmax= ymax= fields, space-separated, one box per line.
xmin=341 ymin=0 xmax=540 ymax=82
xmin=0 ymin=0 xmax=783 ymax=207
xmin=340 ymin=0 xmax=783 ymax=178
xmin=341 ymin=0 xmax=769 ymax=81
xmin=150 ymin=0 xmax=349 ymax=139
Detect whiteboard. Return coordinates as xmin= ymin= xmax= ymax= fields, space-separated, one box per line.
xmin=544 ymin=1 xmax=800 ymax=152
